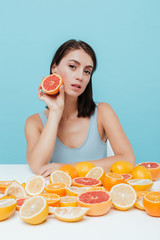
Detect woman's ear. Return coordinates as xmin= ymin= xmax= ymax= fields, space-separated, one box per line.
xmin=51 ymin=64 xmax=57 ymax=74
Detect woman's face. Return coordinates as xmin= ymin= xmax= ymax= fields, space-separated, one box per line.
xmin=51 ymin=49 xmax=94 ymax=97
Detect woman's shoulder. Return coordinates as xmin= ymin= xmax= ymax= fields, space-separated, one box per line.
xmin=25 ymin=112 xmax=43 ymax=131
xmin=97 ymin=102 xmax=114 ymax=114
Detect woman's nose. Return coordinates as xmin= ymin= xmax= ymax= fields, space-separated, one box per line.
xmin=76 ymin=69 xmax=83 ymax=81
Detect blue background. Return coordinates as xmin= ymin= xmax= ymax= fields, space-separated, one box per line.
xmin=0 ymin=0 xmax=159 ymax=164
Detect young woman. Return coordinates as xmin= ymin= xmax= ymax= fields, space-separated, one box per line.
xmin=25 ymin=39 xmax=136 ymax=177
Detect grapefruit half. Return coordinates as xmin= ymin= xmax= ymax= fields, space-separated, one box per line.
xmin=78 ymin=190 xmax=112 ymax=216
xmin=41 ymin=73 xmax=63 ymax=95
xmin=72 ymin=177 xmax=101 ymax=187
xmin=138 ymin=162 xmax=160 ymax=181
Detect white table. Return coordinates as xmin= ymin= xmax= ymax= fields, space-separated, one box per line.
xmin=0 ymin=164 xmax=160 ymax=240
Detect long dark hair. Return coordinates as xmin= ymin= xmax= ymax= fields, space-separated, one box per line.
xmin=50 ymin=39 xmax=97 ymax=117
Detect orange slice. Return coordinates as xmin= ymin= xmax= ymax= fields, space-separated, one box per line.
xmin=103 ymin=173 xmax=124 ymax=191
xmin=25 ymin=175 xmax=46 ymax=197
xmin=4 ymin=180 xmax=27 ymax=198
xmin=0 ymin=181 xmax=12 ymax=194
xmin=39 ymin=193 xmax=60 ymax=207
xmin=49 ymin=207 xmax=89 ymax=222
xmin=20 ymin=196 xmax=49 ymax=225
xmin=127 ymin=179 xmax=153 ymax=191
xmin=85 ymin=167 xmax=105 ymax=182
xmin=143 ymin=191 xmax=160 ymax=217
xmin=49 ymin=170 xmax=72 ymax=186
xmin=45 ymin=183 xmax=66 ymax=197
xmin=110 ymin=183 xmax=137 ymax=211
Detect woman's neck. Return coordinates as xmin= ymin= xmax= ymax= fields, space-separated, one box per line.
xmin=62 ymin=95 xmax=78 ymax=120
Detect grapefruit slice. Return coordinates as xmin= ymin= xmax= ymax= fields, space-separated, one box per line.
xmin=78 ymin=190 xmax=112 ymax=216
xmin=41 ymin=73 xmax=63 ymax=95
xmin=121 ymin=173 xmax=132 ymax=182
xmin=138 ymin=162 xmax=160 ymax=181
xmin=16 ymin=198 xmax=29 ymax=211
xmin=72 ymin=177 xmax=101 ymax=187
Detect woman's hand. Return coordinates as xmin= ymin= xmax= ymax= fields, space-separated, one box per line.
xmin=39 ymin=162 xmax=62 ymax=178
xmin=38 ymin=78 xmax=65 ymax=119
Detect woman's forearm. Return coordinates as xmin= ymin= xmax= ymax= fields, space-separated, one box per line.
xmin=27 ymin=111 xmax=61 ymax=173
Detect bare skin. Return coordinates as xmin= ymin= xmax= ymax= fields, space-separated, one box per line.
xmin=25 ymin=49 xmax=136 ymax=177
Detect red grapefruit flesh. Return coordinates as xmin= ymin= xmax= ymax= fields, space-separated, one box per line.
xmin=121 ymin=173 xmax=132 ymax=182
xmin=41 ymin=73 xmax=63 ymax=95
xmin=139 ymin=162 xmax=160 ymax=181
xmin=78 ymin=190 xmax=112 ymax=216
xmin=16 ymin=198 xmax=28 ymax=211
xmin=72 ymin=177 xmax=101 ymax=187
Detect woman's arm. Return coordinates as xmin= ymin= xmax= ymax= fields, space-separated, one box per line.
xmin=25 ymin=84 xmax=64 ymax=174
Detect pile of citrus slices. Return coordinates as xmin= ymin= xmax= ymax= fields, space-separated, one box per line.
xmin=0 ymin=161 xmax=160 ymax=224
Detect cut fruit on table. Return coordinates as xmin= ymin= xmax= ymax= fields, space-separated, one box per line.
xmin=0 ymin=198 xmax=17 ymax=221
xmin=20 ymin=196 xmax=49 ymax=225
xmin=59 ymin=165 xmax=79 ymax=179
xmin=41 ymin=73 xmax=63 ymax=95
xmin=85 ymin=167 xmax=105 ymax=182
xmin=121 ymin=173 xmax=132 ymax=182
xmin=0 ymin=181 xmax=12 ymax=194
xmin=110 ymin=183 xmax=137 ymax=211
xmin=49 ymin=207 xmax=89 ymax=222
xmin=127 ymin=179 xmax=153 ymax=191
xmin=25 ymin=175 xmax=46 ymax=197
xmin=143 ymin=191 xmax=160 ymax=217
xmin=60 ymin=196 xmax=78 ymax=207
xmin=5 ymin=180 xmax=27 ymax=198
xmin=131 ymin=166 xmax=152 ymax=180
xmin=134 ymin=197 xmax=145 ymax=211
xmin=103 ymin=173 xmax=124 ymax=192
xmin=138 ymin=162 xmax=160 ymax=181
xmin=49 ymin=170 xmax=72 ymax=186
xmin=65 ymin=186 xmax=90 ymax=196
xmin=78 ymin=190 xmax=112 ymax=216
xmin=72 ymin=177 xmax=101 ymax=187
xmin=16 ymin=198 xmax=29 ymax=211
xmin=39 ymin=193 xmax=60 ymax=207
xmin=45 ymin=182 xmax=67 ymax=197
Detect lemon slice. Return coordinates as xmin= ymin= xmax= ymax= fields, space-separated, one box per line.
xmin=127 ymin=179 xmax=153 ymax=191
xmin=4 ymin=180 xmax=27 ymax=198
xmin=0 ymin=198 xmax=17 ymax=220
xmin=50 ymin=170 xmax=72 ymax=186
xmin=25 ymin=175 xmax=46 ymax=196
xmin=20 ymin=196 xmax=48 ymax=225
xmin=134 ymin=197 xmax=145 ymax=210
xmin=110 ymin=183 xmax=137 ymax=210
xmin=49 ymin=207 xmax=89 ymax=222
xmin=60 ymin=196 xmax=78 ymax=207
xmin=65 ymin=186 xmax=90 ymax=196
xmin=86 ymin=167 xmax=105 ymax=182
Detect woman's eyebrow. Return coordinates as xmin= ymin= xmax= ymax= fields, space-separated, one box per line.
xmin=69 ymin=59 xmax=93 ymax=69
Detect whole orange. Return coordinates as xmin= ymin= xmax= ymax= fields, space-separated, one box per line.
xmin=75 ymin=162 xmax=95 ymax=177
xmin=131 ymin=166 xmax=152 ymax=180
xmin=110 ymin=161 xmax=134 ymax=174
xmin=59 ymin=165 xmax=79 ymax=179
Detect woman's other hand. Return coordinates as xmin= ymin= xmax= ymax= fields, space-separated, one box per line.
xmin=39 ymin=162 xmax=62 ymax=178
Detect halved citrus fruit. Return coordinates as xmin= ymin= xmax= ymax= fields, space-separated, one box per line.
xmin=16 ymin=198 xmax=29 ymax=211
xmin=45 ymin=183 xmax=66 ymax=197
xmin=39 ymin=193 xmax=60 ymax=207
xmin=20 ymin=196 xmax=49 ymax=225
xmin=59 ymin=165 xmax=79 ymax=179
xmin=110 ymin=183 xmax=137 ymax=211
xmin=0 ymin=198 xmax=17 ymax=221
xmin=103 ymin=173 xmax=124 ymax=191
xmin=121 ymin=173 xmax=132 ymax=182
xmin=131 ymin=166 xmax=152 ymax=180
xmin=127 ymin=179 xmax=153 ymax=191
xmin=41 ymin=73 xmax=63 ymax=95
xmin=78 ymin=190 xmax=112 ymax=216
xmin=134 ymin=197 xmax=145 ymax=210
xmin=0 ymin=181 xmax=12 ymax=194
xmin=72 ymin=177 xmax=101 ymax=188
xmin=85 ymin=167 xmax=105 ymax=182
xmin=25 ymin=175 xmax=46 ymax=197
xmin=65 ymin=186 xmax=90 ymax=196
xmin=75 ymin=162 xmax=95 ymax=177
xmin=60 ymin=196 xmax=78 ymax=207
xmin=143 ymin=191 xmax=160 ymax=217
xmin=4 ymin=180 xmax=27 ymax=198
xmin=49 ymin=207 xmax=89 ymax=222
xmin=49 ymin=170 xmax=72 ymax=186
xmin=110 ymin=161 xmax=134 ymax=174
xmin=138 ymin=162 xmax=160 ymax=181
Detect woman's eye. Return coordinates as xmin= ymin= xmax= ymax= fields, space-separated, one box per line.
xmin=69 ymin=65 xmax=76 ymax=69
xmin=84 ymin=70 xmax=91 ymax=75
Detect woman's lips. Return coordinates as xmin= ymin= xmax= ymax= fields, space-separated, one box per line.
xmin=71 ymin=84 xmax=81 ymax=89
